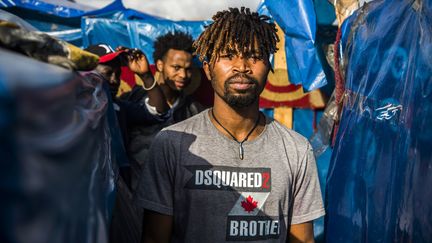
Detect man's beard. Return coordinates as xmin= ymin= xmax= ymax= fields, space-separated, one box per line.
xmin=165 ymin=77 xmax=188 ymax=92
xmin=222 ymin=74 xmax=259 ymax=108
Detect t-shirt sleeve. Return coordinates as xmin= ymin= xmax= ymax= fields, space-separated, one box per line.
xmin=134 ymin=130 xmax=175 ymax=216
xmin=290 ymin=142 xmax=325 ymax=224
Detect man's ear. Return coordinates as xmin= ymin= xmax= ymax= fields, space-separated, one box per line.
xmin=156 ymin=59 xmax=164 ymax=72
xmin=203 ymin=61 xmax=212 ymax=81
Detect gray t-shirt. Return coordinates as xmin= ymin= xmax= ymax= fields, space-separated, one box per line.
xmin=136 ymin=109 xmax=325 ymax=242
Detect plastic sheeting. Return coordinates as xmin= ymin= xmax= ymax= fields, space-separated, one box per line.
xmin=0 ymin=22 xmax=99 ymax=71
xmin=0 ymin=9 xmax=37 ymax=30
xmin=260 ymin=0 xmax=327 ymax=91
xmin=2 ymin=0 xmax=329 ymax=91
xmin=0 ymin=0 xmax=125 ymax=45
xmin=0 ymin=48 xmax=117 ymax=243
xmin=325 ymin=0 xmax=432 ymax=242
xmin=82 ymin=15 xmax=206 ymax=64
xmin=332 ymin=0 xmax=374 ymax=27
xmin=0 ymin=0 xmax=119 ymax=18
xmin=0 ymin=0 xmax=94 ymax=16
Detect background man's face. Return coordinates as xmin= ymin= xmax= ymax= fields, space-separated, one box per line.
xmin=96 ymin=63 xmax=121 ymax=97
xmin=204 ymin=52 xmax=270 ymax=108
xmin=157 ymin=49 xmax=192 ymax=92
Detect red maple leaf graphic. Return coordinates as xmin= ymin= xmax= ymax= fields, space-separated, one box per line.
xmin=241 ymin=195 xmax=258 ymax=213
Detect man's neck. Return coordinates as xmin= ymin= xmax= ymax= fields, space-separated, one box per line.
xmin=211 ymin=97 xmax=264 ymax=142
xmin=159 ymin=84 xmax=181 ymax=107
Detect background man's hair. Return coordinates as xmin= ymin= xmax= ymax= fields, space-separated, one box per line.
xmin=193 ymin=7 xmax=279 ymax=66
xmin=153 ymin=31 xmax=194 ymax=62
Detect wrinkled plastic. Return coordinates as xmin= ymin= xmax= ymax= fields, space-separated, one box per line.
xmin=309 ymin=91 xmax=338 ymax=158
xmin=0 ymin=0 xmax=118 ymax=18
xmin=0 ymin=22 xmax=67 ymax=57
xmin=332 ymin=0 xmax=373 ymax=27
xmin=82 ymin=14 xmax=206 ymax=64
xmin=0 ymin=0 xmax=92 ymax=16
xmin=0 ymin=23 xmax=99 ymax=71
xmin=260 ymin=0 xmax=327 ymax=91
xmin=325 ymin=0 xmax=432 ymax=242
xmin=3 ymin=0 xmax=330 ymax=93
xmin=0 ymin=9 xmax=37 ymax=30
xmin=1 ymin=0 xmax=125 ymax=46
xmin=0 ymin=48 xmax=117 ymax=243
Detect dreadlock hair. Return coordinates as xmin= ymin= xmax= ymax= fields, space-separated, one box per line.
xmin=153 ymin=31 xmax=194 ymax=62
xmin=193 ymin=7 xmax=279 ymax=67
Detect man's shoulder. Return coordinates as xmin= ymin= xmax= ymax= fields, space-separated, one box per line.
xmin=151 ymin=110 xmax=207 ymax=147
xmin=161 ymin=109 xmax=208 ymax=134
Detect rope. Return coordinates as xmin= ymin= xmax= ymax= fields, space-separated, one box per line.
xmin=332 ymin=28 xmax=345 ymax=146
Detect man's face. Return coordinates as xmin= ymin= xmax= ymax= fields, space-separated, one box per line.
xmin=157 ymin=49 xmax=192 ymax=92
xmin=204 ymin=51 xmax=270 ymax=108
xmin=96 ymin=63 xmax=121 ymax=97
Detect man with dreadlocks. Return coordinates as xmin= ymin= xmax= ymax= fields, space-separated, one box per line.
xmin=136 ymin=7 xmax=324 ymax=243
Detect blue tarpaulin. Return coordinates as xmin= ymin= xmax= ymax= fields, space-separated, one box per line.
xmin=1 ymin=0 xmax=328 ymax=91
xmin=0 ymin=47 xmax=119 ymax=243
xmin=82 ymin=13 xmax=207 ymax=64
xmin=0 ymin=0 xmax=125 ymax=45
xmin=326 ymin=0 xmax=432 ymax=242
xmin=260 ymin=0 xmax=327 ymax=91
xmin=0 ymin=0 xmax=124 ymax=17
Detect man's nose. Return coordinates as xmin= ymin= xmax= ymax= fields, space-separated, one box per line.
xmin=178 ymin=69 xmax=187 ymax=79
xmin=232 ymin=56 xmax=251 ymax=73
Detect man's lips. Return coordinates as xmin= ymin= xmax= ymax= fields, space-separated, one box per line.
xmin=229 ymin=82 xmax=254 ymax=90
xmin=227 ymin=78 xmax=256 ymax=90
xmin=173 ymin=80 xmax=189 ymax=88
xmin=175 ymin=81 xmax=185 ymax=87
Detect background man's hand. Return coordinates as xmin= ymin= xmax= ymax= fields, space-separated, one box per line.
xmin=116 ymin=46 xmax=169 ymax=114
xmin=116 ymin=46 xmax=150 ymax=75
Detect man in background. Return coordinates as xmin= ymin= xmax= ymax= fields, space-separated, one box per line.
xmin=84 ymin=44 xmax=169 ymax=150
xmin=124 ymin=31 xmax=204 ymax=187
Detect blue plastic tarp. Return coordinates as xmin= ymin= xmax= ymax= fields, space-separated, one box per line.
xmin=0 ymin=9 xmax=37 ymax=30
xmin=2 ymin=0 xmax=329 ymax=91
xmin=325 ymin=0 xmax=432 ymax=242
xmin=0 ymin=0 xmax=124 ymax=18
xmin=81 ymin=0 xmax=329 ymax=90
xmin=0 ymin=48 xmax=118 ymax=243
xmin=0 ymin=0 xmax=125 ymax=45
xmin=260 ymin=0 xmax=327 ymax=91
xmin=82 ymin=14 xmax=207 ymax=64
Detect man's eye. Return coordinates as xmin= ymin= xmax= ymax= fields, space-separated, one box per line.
xmin=173 ymin=66 xmax=180 ymax=71
xmin=220 ymin=54 xmax=234 ymax=60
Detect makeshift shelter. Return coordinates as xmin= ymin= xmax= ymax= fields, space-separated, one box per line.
xmin=326 ymin=0 xmax=432 ymax=242
xmin=0 ymin=46 xmax=118 ymax=243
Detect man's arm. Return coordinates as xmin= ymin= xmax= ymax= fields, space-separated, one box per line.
xmin=119 ymin=47 xmax=169 ymax=114
xmin=288 ymin=222 xmax=314 ymax=243
xmin=141 ymin=210 xmax=173 ymax=243
xmin=136 ymin=71 xmax=169 ymax=113
xmin=116 ymin=98 xmax=168 ymax=125
xmin=288 ymin=142 xmax=324 ymax=242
